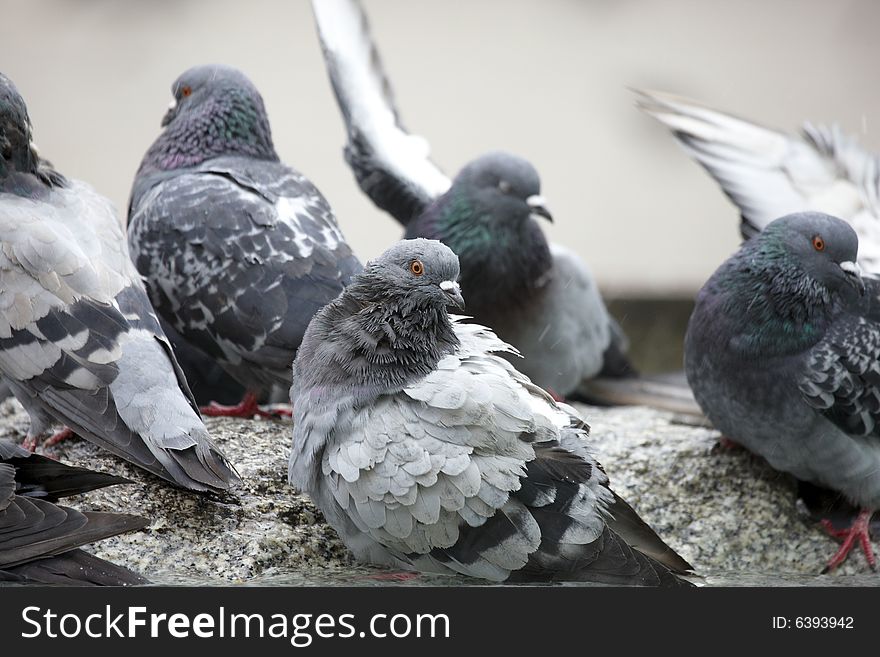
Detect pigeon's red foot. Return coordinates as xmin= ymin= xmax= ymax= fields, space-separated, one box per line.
xmin=201 ymin=392 xmax=291 ymax=419
xmin=361 ymin=571 xmax=420 ymax=582
xmin=21 ymin=435 xmax=38 ymax=453
xmin=820 ymin=508 xmax=877 ymax=573
xmin=717 ymin=436 xmax=742 ymax=451
xmin=43 ymin=427 xmax=75 ymax=448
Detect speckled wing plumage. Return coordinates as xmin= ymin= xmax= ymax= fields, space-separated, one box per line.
xmin=799 ymin=314 xmax=880 ymax=436
xmin=0 ymin=180 xmax=237 ymax=492
xmin=637 ymin=90 xmax=880 ymax=271
xmin=129 ymin=156 xmax=361 ymax=392
xmin=295 ymin=320 xmax=691 ymax=585
xmin=0 ymin=440 xmax=148 ymax=584
xmin=311 ymin=0 xmax=451 ymax=225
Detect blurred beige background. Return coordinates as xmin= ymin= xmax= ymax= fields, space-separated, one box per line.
xmin=2 ymin=0 xmax=879 ymax=295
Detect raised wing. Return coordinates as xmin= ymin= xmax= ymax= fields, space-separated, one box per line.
xmin=637 ymin=89 xmax=880 ymax=271
xmin=311 ymin=0 xmax=451 ymax=225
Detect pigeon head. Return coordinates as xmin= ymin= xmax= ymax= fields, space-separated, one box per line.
xmin=693 ymin=211 xmax=865 ymax=357
xmin=416 ymin=152 xmax=554 ymax=309
xmin=0 ymin=73 xmax=64 ymax=191
xmin=452 ymin=151 xmax=552 ymax=227
xmin=0 ymin=74 xmax=32 ymax=166
xmin=359 ymin=238 xmax=464 ymax=310
xmin=139 ymin=64 xmax=278 ymax=173
xmin=292 ymin=239 xmax=462 ymax=398
xmin=756 ymin=212 xmax=864 ymax=297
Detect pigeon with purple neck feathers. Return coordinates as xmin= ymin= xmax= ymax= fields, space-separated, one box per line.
xmin=636 ymin=89 xmax=880 ymax=272
xmin=685 ymin=211 xmax=880 ymax=572
xmin=0 ymin=439 xmax=148 ymax=585
xmin=310 ymin=0 xmax=634 ymax=400
xmin=0 ymin=72 xmax=237 ymax=493
xmin=289 ymin=238 xmax=694 ymax=586
xmin=128 ymin=64 xmax=362 ymax=419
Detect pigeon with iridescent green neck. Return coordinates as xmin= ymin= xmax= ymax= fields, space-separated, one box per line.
xmin=128 ymin=64 xmax=362 ymax=418
xmin=311 ymin=0 xmax=633 ymax=399
xmin=686 ymin=211 xmax=880 ymax=572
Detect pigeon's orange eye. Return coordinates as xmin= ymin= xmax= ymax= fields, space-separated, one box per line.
xmin=410 ymin=260 xmax=424 ymax=276
xmin=812 ymin=235 xmax=825 ymax=252
xmin=181 ymin=86 xmax=192 ymax=98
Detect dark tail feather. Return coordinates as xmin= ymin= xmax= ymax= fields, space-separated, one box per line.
xmin=1 ymin=548 xmax=148 ymax=586
xmin=581 ymin=528 xmax=694 ymax=587
xmin=606 ymin=493 xmax=694 ymax=574
xmin=2 ymin=449 xmax=132 ymax=502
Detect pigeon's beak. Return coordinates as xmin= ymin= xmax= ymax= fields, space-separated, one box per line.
xmin=526 ymin=195 xmax=553 ymax=223
xmin=840 ymin=261 xmax=865 ymax=296
xmin=440 ymin=280 xmax=465 ymax=310
xmin=161 ymin=98 xmax=177 ymax=127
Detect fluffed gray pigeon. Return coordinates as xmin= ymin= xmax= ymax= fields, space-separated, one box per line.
xmin=128 ymin=64 xmax=362 ymax=418
xmin=289 ymin=238 xmax=694 ymax=586
xmin=0 ymin=439 xmax=148 ymax=585
xmin=310 ymin=0 xmax=634 ymax=400
xmin=0 ymin=72 xmax=238 ymax=493
xmin=637 ymin=89 xmax=880 ymax=272
xmin=685 ymin=211 xmax=880 ymax=572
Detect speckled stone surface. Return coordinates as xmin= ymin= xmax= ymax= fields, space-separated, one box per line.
xmin=1 ymin=395 xmax=878 ymax=586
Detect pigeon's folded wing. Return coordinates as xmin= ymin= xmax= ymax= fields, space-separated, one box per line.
xmin=798 ymin=315 xmax=880 ymax=436
xmin=311 ymin=0 xmax=450 ymax=225
xmin=0 ymin=183 xmax=236 ymax=491
xmin=129 ymin=161 xmax=358 ymax=387
xmin=637 ymin=90 xmax=880 ymax=270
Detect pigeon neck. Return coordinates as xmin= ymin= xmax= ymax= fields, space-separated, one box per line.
xmin=301 ymin=288 xmax=460 ymax=401
xmin=421 ymin=194 xmax=553 ymax=309
xmin=711 ymin=253 xmax=836 ymax=356
xmin=139 ymin=91 xmax=279 ymax=173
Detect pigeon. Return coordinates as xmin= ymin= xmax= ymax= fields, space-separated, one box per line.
xmin=0 ymin=438 xmax=148 ymax=585
xmin=0 ymin=72 xmax=237 ymax=493
xmin=636 ymin=89 xmax=880 ymax=272
xmin=289 ymin=238 xmax=694 ymax=586
xmin=310 ymin=0 xmax=635 ymax=400
xmin=685 ymin=211 xmax=880 ymax=572
xmin=128 ymin=64 xmax=362 ymax=418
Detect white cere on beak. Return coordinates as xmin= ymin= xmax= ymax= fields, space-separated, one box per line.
xmin=526 ymin=195 xmax=547 ymax=208
xmin=440 ymin=280 xmax=459 ymax=292
xmin=840 ymin=261 xmax=862 ymax=276
xmin=167 ymin=98 xmax=177 ymax=111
